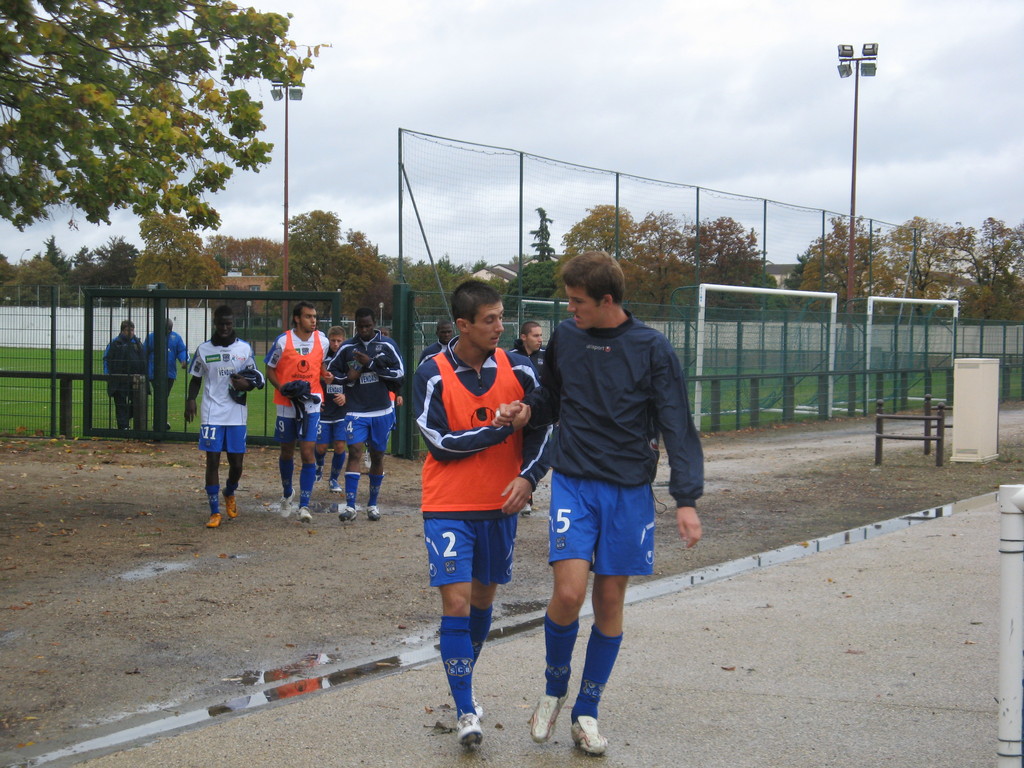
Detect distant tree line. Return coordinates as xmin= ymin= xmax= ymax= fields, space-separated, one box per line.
xmin=3 ymin=206 xmax=1022 ymax=320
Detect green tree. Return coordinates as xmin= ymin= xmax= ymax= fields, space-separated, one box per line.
xmin=793 ymin=216 xmax=880 ymax=309
xmin=517 ymin=260 xmax=558 ymax=297
xmin=340 ymin=228 xmax=390 ymax=315
xmin=287 ymin=210 xmax=344 ymax=291
xmin=286 ymin=211 xmax=389 ymax=314
xmin=400 ymin=256 xmax=470 ymax=296
xmin=562 ymin=204 xmax=637 ymax=258
xmin=947 ymin=218 xmax=1024 ymax=320
xmin=621 ymin=211 xmax=692 ymax=305
xmin=530 ymin=207 xmax=556 ymax=260
xmin=70 ymin=236 xmax=140 ymax=286
xmin=10 ymin=255 xmax=62 ymax=285
xmin=877 ymin=218 xmax=950 ymax=301
xmin=205 ymin=235 xmax=280 ymax=275
xmin=134 ymin=213 xmax=222 ymax=288
xmin=0 ymin=254 xmax=14 ymax=284
xmin=1 ymin=0 xmax=318 ymax=230
xmin=41 ymin=236 xmax=72 ymax=282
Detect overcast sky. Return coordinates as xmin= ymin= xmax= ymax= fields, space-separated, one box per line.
xmin=3 ymin=0 xmax=1022 ymax=266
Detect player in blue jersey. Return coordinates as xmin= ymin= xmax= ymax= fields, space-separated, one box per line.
xmin=184 ymin=305 xmax=264 ymax=529
xmin=316 ymin=326 xmax=352 ymax=518
xmin=496 ymin=251 xmax=704 ymax=756
xmin=415 ymin=281 xmax=550 ymax=747
xmin=336 ymin=307 xmax=404 ymax=521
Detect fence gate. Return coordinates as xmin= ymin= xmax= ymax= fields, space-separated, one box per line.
xmin=82 ymin=288 xmax=342 ymax=441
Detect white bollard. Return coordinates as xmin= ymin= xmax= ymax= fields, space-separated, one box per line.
xmin=998 ymin=484 xmax=1024 ymax=767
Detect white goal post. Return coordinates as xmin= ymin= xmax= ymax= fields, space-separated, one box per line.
xmin=694 ymin=284 xmax=839 ymax=431
xmin=864 ymin=296 xmax=959 ymax=375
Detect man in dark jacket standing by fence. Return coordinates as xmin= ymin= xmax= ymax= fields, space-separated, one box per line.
xmin=104 ymin=319 xmax=147 ymax=431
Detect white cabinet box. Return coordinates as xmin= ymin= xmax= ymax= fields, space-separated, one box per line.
xmin=951 ymin=357 xmax=1000 ymax=463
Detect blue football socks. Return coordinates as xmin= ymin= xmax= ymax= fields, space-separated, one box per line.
xmin=543 ymin=614 xmax=579 ymax=699
xmin=279 ymin=458 xmax=294 ymax=498
xmin=345 ymin=471 xmax=360 ymax=508
xmin=299 ymin=463 xmax=315 ymax=507
xmin=205 ymin=484 xmax=220 ymax=515
xmin=571 ymin=626 xmax=623 ymax=722
xmin=367 ymin=473 xmax=384 ymax=507
xmin=469 ymin=604 xmax=493 ymax=661
xmin=330 ymin=451 xmax=346 ymax=482
xmin=439 ymin=615 xmax=475 ymax=717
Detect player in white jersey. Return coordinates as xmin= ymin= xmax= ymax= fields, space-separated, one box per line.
xmin=185 ymin=305 xmax=265 ymax=529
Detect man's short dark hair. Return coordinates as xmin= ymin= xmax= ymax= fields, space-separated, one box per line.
xmin=355 ymin=307 xmax=375 ymax=322
xmin=451 ymin=280 xmax=502 ymax=323
xmin=120 ymin=319 xmax=135 ymax=332
xmin=519 ymin=320 xmax=540 ymax=336
xmin=213 ymin=305 xmax=233 ymax=321
xmin=560 ymin=251 xmax=625 ymax=304
xmin=291 ymin=301 xmax=316 ymax=322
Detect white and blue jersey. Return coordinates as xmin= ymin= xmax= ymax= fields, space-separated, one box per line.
xmin=188 ymin=337 xmax=263 ymax=426
xmin=525 ymin=312 xmax=703 ymax=508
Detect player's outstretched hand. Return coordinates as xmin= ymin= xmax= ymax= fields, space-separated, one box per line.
xmin=500 ymin=476 xmax=532 ymax=515
xmin=676 ymin=506 xmax=702 ymax=548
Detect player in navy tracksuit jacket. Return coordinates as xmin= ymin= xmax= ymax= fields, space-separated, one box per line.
xmin=501 ymin=251 xmax=704 ymax=755
xmin=336 ymin=308 xmax=404 ymax=519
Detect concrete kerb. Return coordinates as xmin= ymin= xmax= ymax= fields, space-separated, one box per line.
xmin=9 ymin=493 xmax=999 ymax=768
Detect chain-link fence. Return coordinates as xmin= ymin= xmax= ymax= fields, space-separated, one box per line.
xmin=398 ymin=129 xmax=920 ymax=292
xmin=404 ymin=289 xmax=1022 ymax=444
xmin=2 ymin=285 xmax=1022 ymax=448
xmin=0 ymin=286 xmax=342 ymax=441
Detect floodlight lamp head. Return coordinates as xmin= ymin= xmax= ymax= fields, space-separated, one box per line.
xmin=860 ymin=62 xmax=877 ymax=77
xmin=862 ymin=43 xmax=878 ymax=57
xmin=838 ymin=44 xmax=854 ymax=59
xmin=289 ymin=87 xmax=304 ymax=101
xmin=837 ymin=62 xmax=853 ymax=78
xmin=271 ymin=87 xmax=283 ymax=101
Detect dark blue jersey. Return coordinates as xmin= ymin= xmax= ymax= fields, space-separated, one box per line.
xmin=337 ymin=330 xmax=404 ymax=415
xmin=525 ymin=313 xmax=703 ymax=508
xmin=321 ymin=347 xmax=348 ymax=422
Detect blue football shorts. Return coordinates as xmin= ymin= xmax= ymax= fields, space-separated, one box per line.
xmin=275 ymin=411 xmax=320 ymax=443
xmin=548 ymin=471 xmax=656 ymax=576
xmin=345 ymin=411 xmax=396 ymax=452
xmin=423 ymin=516 xmax=518 ymax=587
xmin=198 ymin=424 xmax=247 ymax=454
xmin=316 ymin=419 xmax=347 ymax=446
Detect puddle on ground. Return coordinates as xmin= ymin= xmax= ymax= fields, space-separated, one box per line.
xmin=115 ymin=561 xmax=193 ymax=582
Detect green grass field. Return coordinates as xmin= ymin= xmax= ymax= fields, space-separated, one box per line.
xmin=3 ymin=345 xmax=1018 ymax=438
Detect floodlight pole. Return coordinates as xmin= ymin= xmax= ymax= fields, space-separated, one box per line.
xmin=837 ymin=44 xmax=878 ymax=314
xmin=271 ymin=81 xmax=303 ymax=328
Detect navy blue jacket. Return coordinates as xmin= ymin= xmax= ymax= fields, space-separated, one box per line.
xmin=337 ymin=330 xmax=404 ymax=415
xmin=525 ymin=313 xmax=703 ymax=508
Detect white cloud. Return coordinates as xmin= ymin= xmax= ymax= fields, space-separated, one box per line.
xmin=3 ymin=0 xmax=1022 ymax=266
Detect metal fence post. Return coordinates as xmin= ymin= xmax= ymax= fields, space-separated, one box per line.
xmin=997 ymin=485 xmax=1024 ymax=767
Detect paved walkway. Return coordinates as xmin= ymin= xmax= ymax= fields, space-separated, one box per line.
xmin=67 ymin=495 xmax=1000 ymax=768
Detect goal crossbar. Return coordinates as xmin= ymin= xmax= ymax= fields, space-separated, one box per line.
xmin=694 ymin=284 xmax=839 ymax=431
xmin=865 ymin=296 xmax=959 ymax=373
